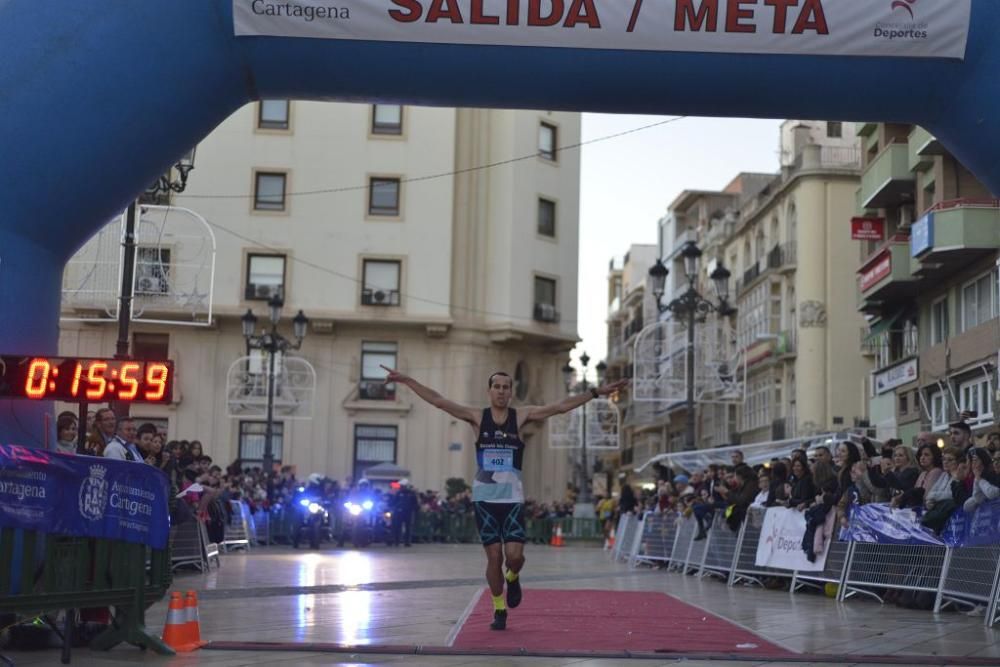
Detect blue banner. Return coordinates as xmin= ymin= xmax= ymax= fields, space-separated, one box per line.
xmin=846 ymin=500 xmax=1000 ymax=548
xmin=0 ymin=445 xmax=170 ymax=548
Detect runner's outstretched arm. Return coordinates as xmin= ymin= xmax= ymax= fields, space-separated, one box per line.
xmin=521 ymin=378 xmax=629 ymax=425
xmin=381 ymin=365 xmax=479 ymax=426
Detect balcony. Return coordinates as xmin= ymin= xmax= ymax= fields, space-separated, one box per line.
xmin=245 ymin=282 xmax=283 ymax=301
xmin=859 ymin=140 xmax=914 ymax=210
xmin=737 ymin=261 xmax=762 ymax=295
xmin=908 ymin=127 xmax=943 ymax=172
xmin=857 ymin=238 xmax=918 ymax=304
xmin=910 ymin=201 xmax=1000 ymax=275
xmin=867 ymin=328 xmax=919 ymax=371
xmin=623 ymin=316 xmax=645 ymax=341
xmin=775 ymin=329 xmax=796 ymax=358
xmin=766 ymin=243 xmax=797 ymax=272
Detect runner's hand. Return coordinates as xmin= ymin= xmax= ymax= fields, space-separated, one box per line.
xmin=594 ymin=378 xmax=629 ymax=397
xmin=380 ymin=364 xmax=410 ymax=385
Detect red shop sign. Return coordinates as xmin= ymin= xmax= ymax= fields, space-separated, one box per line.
xmin=859 ymin=250 xmax=892 ymax=291
xmin=851 ymin=217 xmax=885 ymax=241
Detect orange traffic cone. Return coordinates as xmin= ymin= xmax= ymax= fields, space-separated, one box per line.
xmin=161 ymin=592 xmax=189 ymax=651
xmin=604 ymin=526 xmax=616 ymax=550
xmin=551 ymin=524 xmax=564 ymax=547
xmin=180 ymin=590 xmax=208 ymax=651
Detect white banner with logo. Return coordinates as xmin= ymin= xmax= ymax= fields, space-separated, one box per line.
xmin=755 ymin=506 xmax=834 ymax=572
xmin=234 ymin=0 xmax=971 ymax=60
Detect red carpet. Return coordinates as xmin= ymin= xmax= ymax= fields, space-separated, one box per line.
xmin=451 ymin=588 xmax=793 ymax=656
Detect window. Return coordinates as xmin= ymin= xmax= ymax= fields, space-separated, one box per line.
xmin=245 ymin=254 xmax=286 ymax=300
xmin=238 ymin=420 xmax=283 ymax=465
xmin=959 ymin=377 xmax=993 ymax=420
xmin=360 ymin=342 xmax=397 ymax=400
xmin=930 ymin=391 xmax=949 ymax=431
xmin=354 ymin=424 xmax=397 ymax=480
xmin=136 ymin=247 xmax=170 ymax=295
xmin=533 ymin=276 xmax=558 ymax=322
xmin=931 ymin=296 xmax=949 ymax=345
xmin=361 ymin=259 xmax=401 ymax=306
xmin=537 ymin=198 xmax=556 ymax=237
xmin=132 ymin=333 xmax=169 ymax=360
xmin=826 ymin=121 xmax=843 ymax=138
xmin=254 ymin=172 xmax=286 ymax=211
xmin=258 ymin=100 xmax=289 ymax=130
xmin=899 ymin=392 xmax=908 ymax=415
xmin=372 ymin=104 xmax=402 ymax=135
xmin=538 ymin=122 xmax=557 ymax=161
xmin=368 ymin=177 xmax=400 ymax=216
xmin=961 ymin=269 xmax=999 ymax=331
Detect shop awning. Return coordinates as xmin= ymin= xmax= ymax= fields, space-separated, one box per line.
xmin=863 ymin=310 xmax=904 ymax=342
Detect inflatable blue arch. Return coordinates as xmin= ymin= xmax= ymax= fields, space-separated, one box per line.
xmin=0 ymin=0 xmax=997 ymax=444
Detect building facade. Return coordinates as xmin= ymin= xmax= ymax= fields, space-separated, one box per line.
xmin=726 ymin=121 xmax=872 ymax=443
xmin=59 ymin=101 xmax=582 ymax=500
xmin=856 ymin=122 xmax=999 ymax=443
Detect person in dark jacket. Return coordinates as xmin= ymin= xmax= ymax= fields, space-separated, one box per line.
xmin=725 ymin=466 xmax=759 ymax=532
xmin=619 ymin=483 xmax=638 ymax=515
xmin=765 ymin=461 xmax=790 ymax=507
xmin=390 ymin=480 xmax=419 ymax=547
xmin=787 ymin=457 xmax=816 ymax=509
xmin=868 ymin=443 xmax=919 ymax=502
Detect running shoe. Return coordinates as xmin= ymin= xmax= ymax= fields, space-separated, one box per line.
xmin=490 ymin=609 xmax=507 ymax=631
xmin=506 ymin=576 xmax=522 ymax=608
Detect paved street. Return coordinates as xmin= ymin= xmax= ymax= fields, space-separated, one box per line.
xmin=4 ymin=543 xmax=1000 ymax=666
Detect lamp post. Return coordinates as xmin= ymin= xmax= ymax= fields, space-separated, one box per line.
xmin=648 ymin=240 xmax=736 ymax=451
xmin=241 ymin=294 xmax=309 ymax=474
xmin=563 ymin=353 xmax=606 ymax=514
xmin=109 ymin=148 xmax=196 ymax=421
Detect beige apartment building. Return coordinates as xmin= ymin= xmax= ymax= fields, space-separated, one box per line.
xmin=855 ymin=123 xmax=999 ymax=443
xmin=58 ymin=101 xmax=582 ymax=500
xmin=726 ymin=121 xmax=872 ymax=443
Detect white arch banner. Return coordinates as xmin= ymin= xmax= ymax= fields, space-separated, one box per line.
xmin=548 ymin=397 xmax=620 ymax=450
xmin=234 ymin=1 xmax=971 ymax=60
xmin=633 ymin=319 xmax=746 ymax=405
xmin=226 ymin=354 xmax=317 ymax=419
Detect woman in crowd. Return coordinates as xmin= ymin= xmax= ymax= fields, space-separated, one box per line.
xmin=765 ymin=461 xmax=789 ymax=507
xmin=751 ymin=469 xmax=770 ymax=508
xmin=787 ymin=457 xmax=815 ymax=510
xmin=922 ymin=446 xmax=970 ymax=533
xmin=189 ymin=440 xmax=204 ymax=458
xmin=869 ymin=443 xmax=919 ymax=503
xmin=802 ymin=442 xmax=860 ymax=561
xmin=963 ymin=448 xmax=1000 ymax=513
xmin=893 ymin=443 xmax=943 ymax=508
xmin=55 ymin=413 xmax=78 ymax=455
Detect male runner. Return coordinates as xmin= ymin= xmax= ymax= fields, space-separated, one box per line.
xmin=382 ymin=364 xmax=627 ymax=630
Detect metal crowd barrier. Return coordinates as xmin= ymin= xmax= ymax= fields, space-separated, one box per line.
xmin=611 ymin=513 xmax=640 ymax=562
xmin=699 ymin=513 xmax=740 ymax=581
xmin=791 ymin=540 xmax=850 ymax=593
xmin=222 ymin=500 xmax=251 ymax=552
xmin=838 ymin=542 xmax=948 ymax=604
xmin=728 ymin=507 xmax=792 ymax=586
xmin=629 ymin=511 xmax=679 ymax=567
xmin=622 ymin=503 xmax=1000 ymax=629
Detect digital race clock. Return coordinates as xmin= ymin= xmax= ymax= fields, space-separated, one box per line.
xmin=0 ymin=356 xmax=174 ymax=403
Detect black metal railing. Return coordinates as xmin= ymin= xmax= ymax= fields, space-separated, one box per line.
xmin=358 ymin=379 xmax=396 ymax=400
xmin=361 ymin=288 xmax=400 ymax=306
xmin=533 ymin=303 xmax=560 ymax=323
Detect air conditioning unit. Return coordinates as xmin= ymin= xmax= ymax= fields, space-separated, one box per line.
xmin=534 ymin=303 xmax=558 ymax=323
xmin=255 ymin=284 xmax=274 ymax=299
xmin=137 ymin=276 xmax=164 ymax=294
xmin=373 ymin=290 xmax=386 ymax=303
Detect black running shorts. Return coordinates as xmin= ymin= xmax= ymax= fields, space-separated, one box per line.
xmin=473 ymin=501 xmax=526 ymax=546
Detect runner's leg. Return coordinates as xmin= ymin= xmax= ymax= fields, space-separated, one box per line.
xmin=484 ymin=542 xmax=505 ymax=596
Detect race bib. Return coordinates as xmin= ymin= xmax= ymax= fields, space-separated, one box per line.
xmin=483 ymin=448 xmax=514 ymax=472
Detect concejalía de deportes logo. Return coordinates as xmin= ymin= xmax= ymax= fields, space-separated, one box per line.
xmin=876 ymin=0 xmax=928 ymax=41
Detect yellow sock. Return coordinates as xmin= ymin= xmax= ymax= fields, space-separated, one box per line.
xmin=505 ymin=570 xmax=519 ymax=583
xmin=492 ymin=594 xmax=506 ymax=611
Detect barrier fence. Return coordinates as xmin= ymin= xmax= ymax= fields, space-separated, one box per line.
xmin=621 ymin=506 xmax=1000 ymax=628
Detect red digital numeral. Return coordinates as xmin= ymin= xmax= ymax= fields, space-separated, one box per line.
xmin=145 ymin=363 xmax=169 ymax=401
xmin=85 ymin=362 xmax=108 ymax=400
xmin=70 ymin=362 xmax=84 ymax=397
xmin=24 ymin=359 xmax=51 ymax=399
xmin=119 ymin=362 xmax=140 ymax=400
